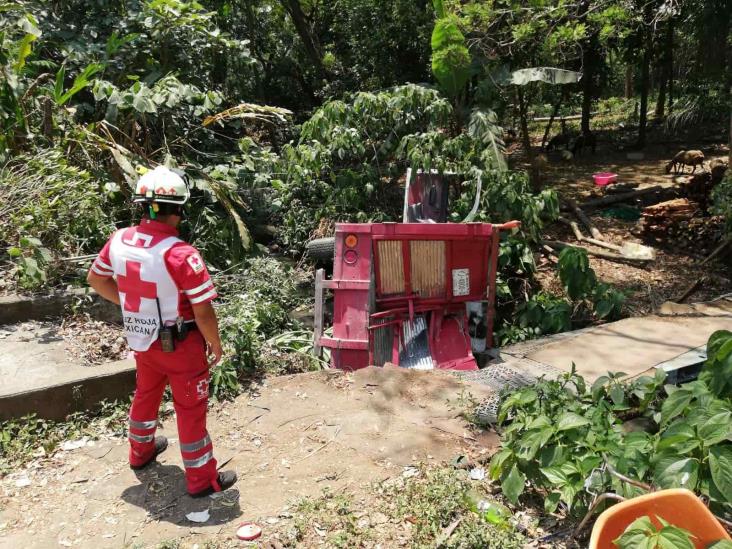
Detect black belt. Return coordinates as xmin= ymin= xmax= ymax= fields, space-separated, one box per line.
xmin=173 ymin=320 xmax=197 ymax=340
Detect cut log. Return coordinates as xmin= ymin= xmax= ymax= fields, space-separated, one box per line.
xmin=700 ymin=237 xmax=731 ymax=266
xmin=557 ymin=217 xmax=623 ymax=252
xmin=579 ymin=186 xmax=667 ymax=210
xmin=640 ymin=198 xmax=699 ymax=240
xmin=542 ymin=240 xmax=655 ymax=264
xmin=558 ymin=216 xmax=584 ymax=241
xmin=672 ymin=278 xmax=705 ymax=304
xmin=567 ymin=198 xmax=604 ymax=240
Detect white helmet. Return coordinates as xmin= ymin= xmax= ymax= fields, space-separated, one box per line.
xmin=133 ymin=166 xmax=190 ymax=205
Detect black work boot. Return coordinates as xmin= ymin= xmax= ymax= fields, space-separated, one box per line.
xmin=189 ymin=470 xmax=238 ymax=498
xmin=130 ymin=436 xmax=169 ymax=470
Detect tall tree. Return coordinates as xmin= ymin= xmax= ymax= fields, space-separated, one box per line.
xmin=279 ymin=0 xmax=328 ymax=77
xmin=578 ymin=0 xmax=600 ymax=136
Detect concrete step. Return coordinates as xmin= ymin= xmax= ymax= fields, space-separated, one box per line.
xmin=0 ymin=288 xmax=118 ymax=326
xmin=0 ymin=318 xmax=134 ymax=421
xmin=0 ymin=358 xmax=135 ymax=421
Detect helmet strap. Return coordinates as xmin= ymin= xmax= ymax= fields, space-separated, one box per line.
xmin=149 ymin=202 xmax=159 ymax=220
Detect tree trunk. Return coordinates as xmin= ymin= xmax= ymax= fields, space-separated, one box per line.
xmin=578 ymin=0 xmax=599 ymax=136
xmin=517 ymin=87 xmax=539 ymax=191
xmin=637 ymin=31 xmax=652 ymax=148
xmin=725 ymin=18 xmax=732 ymax=170
xmin=728 ymin=23 xmax=732 ymax=166
xmin=655 ymin=76 xmax=666 ymax=119
xmin=541 ymin=90 xmax=565 ymax=149
xmin=581 ymin=33 xmax=599 ymax=135
xmin=280 ymin=0 xmax=327 ymax=77
xmin=667 ymin=21 xmax=674 ymax=114
xmin=625 ymin=65 xmax=633 ymax=99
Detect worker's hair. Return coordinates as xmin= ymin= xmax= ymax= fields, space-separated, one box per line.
xmin=139 ymin=202 xmax=184 ymax=218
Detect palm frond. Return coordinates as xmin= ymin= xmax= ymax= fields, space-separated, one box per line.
xmin=202 ymin=103 xmax=293 ymax=127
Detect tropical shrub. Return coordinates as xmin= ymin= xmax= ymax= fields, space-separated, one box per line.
xmin=211 ymin=257 xmax=312 ymax=398
xmin=489 ymin=330 xmax=732 ymax=520
xmin=558 ymin=246 xmax=625 ymax=320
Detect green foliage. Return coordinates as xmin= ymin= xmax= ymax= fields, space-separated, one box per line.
xmin=490 ymin=331 xmax=732 ymax=517
xmin=699 ymin=331 xmax=732 ymax=399
xmin=558 ymin=246 xmax=625 ymax=319
xmin=711 ymin=173 xmax=732 ymax=236
xmin=558 ymin=246 xmax=597 ymax=300
xmin=211 ymin=257 xmax=312 ymax=399
xmin=0 ymin=147 xmax=130 ymax=289
xmin=54 ymin=63 xmax=103 ymax=106
xmin=497 ymin=244 xmax=623 ymax=346
xmin=614 ymin=516 xmax=695 ymax=549
xmin=388 ymin=466 xmax=526 ymax=548
xmin=7 ymin=235 xmax=51 ymax=290
xmin=276 ymin=84 xmax=456 ymax=251
xmin=431 ymin=12 xmax=471 ymax=100
xmin=0 ymin=399 xmax=129 ymax=472
xmin=517 ymin=292 xmax=572 ymax=334
xmin=496 ymin=291 xmax=572 ymax=346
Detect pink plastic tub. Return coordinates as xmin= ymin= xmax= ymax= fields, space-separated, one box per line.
xmin=593 ymin=172 xmax=618 ymax=186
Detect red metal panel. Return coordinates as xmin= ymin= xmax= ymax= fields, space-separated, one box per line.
xmin=449 ymin=238 xmax=491 ymax=301
xmin=319 ymin=336 xmax=369 ymax=350
xmin=322 ymin=280 xmax=371 ymax=290
xmin=325 ymin=221 xmax=509 ymax=371
xmin=370 ymin=222 xmax=493 ymax=238
xmin=484 ymin=230 xmax=501 ymax=349
xmin=431 ymin=315 xmax=478 ymax=371
xmin=329 ymin=225 xmax=373 ymax=370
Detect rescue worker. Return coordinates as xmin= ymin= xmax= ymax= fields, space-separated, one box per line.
xmin=87 ymin=166 xmax=237 ymax=497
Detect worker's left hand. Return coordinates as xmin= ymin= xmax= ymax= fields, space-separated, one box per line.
xmin=207 ymin=341 xmax=223 ymax=366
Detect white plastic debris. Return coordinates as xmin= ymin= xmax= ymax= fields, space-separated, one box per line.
xmin=402 ymin=466 xmax=419 ymax=478
xmin=469 ymin=467 xmax=486 ymax=481
xmin=15 ymin=476 xmax=31 ymax=488
xmin=61 ymin=438 xmax=89 ymax=451
xmin=185 ymin=509 xmax=210 ymax=523
xmin=236 ymin=522 xmax=262 ymax=541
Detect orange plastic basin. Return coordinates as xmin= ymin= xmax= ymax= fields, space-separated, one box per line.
xmin=589 ymin=489 xmax=730 ymax=549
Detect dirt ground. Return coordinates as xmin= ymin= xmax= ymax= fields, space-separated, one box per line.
xmin=525 ymin=138 xmax=731 ymax=315
xmin=0 ymin=368 xmax=498 ymax=548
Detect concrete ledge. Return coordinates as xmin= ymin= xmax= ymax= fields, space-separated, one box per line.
xmin=0 ymin=359 xmax=136 ymax=421
xmin=0 ymin=288 xmax=119 ymax=326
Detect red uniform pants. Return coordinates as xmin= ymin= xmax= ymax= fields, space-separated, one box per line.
xmin=128 ymin=330 xmax=218 ymax=494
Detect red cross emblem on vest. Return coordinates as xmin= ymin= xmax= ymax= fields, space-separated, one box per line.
xmin=117 ymin=260 xmax=158 ymax=312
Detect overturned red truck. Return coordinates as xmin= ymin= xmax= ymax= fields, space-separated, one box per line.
xmin=312 ymin=171 xmax=519 ymax=371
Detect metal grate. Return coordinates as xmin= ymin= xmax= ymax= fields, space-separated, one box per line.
xmin=371 ymin=316 xmax=394 ymax=367
xmin=454 ymin=361 xmax=564 ymax=424
xmin=377 ymin=240 xmax=405 ymax=295
xmin=410 ymin=240 xmax=446 ymax=297
xmin=457 ymin=363 xmax=537 ymax=392
xmin=399 ymin=316 xmax=433 ymax=370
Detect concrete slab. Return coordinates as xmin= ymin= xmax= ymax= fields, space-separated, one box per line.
xmin=524 ymin=297 xmax=732 ymax=381
xmin=0 ymin=322 xmax=135 ymax=420
xmin=0 ymin=288 xmax=119 ymax=326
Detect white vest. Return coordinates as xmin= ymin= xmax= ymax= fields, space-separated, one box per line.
xmin=108 ymin=229 xmax=183 ymax=351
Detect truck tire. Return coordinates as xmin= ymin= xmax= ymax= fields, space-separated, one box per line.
xmin=305 ymin=237 xmax=335 ymax=262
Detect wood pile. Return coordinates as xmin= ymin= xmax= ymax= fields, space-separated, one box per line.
xmin=641 ymin=199 xmax=698 ymax=235
xmin=671 ymin=216 xmax=726 ymax=255
xmin=678 ymin=160 xmax=727 ymax=211
xmin=680 ymin=172 xmax=714 ymax=211
xmin=640 ymin=198 xmax=724 ymax=255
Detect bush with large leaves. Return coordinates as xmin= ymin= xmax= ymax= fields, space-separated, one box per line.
xmin=489 ymin=330 xmax=732 ymax=520
xmin=275 ymin=84 xmax=547 ymax=251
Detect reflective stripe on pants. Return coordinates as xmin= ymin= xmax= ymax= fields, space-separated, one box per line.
xmin=129 ymin=330 xmax=217 ymax=493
